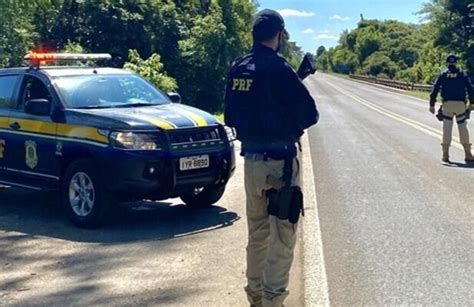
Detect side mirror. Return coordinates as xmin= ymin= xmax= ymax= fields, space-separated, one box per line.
xmin=25 ymin=99 xmax=51 ymax=116
xmin=167 ymin=92 xmax=182 ymax=104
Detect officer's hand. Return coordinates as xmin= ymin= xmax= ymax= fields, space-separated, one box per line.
xmin=429 ymin=106 xmax=435 ymax=114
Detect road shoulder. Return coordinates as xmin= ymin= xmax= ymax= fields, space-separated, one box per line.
xmin=301 ymin=131 xmax=330 ymax=306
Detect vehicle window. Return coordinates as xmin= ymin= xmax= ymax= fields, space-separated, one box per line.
xmin=20 ymin=77 xmax=51 ymax=109
xmin=0 ymin=75 xmax=20 ymax=109
xmin=54 ymin=74 xmax=170 ymax=108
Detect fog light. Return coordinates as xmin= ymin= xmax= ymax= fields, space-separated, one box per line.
xmin=149 ymin=167 xmax=155 ymax=174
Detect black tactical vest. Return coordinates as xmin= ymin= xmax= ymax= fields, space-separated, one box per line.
xmin=225 ymin=51 xmax=296 ymax=152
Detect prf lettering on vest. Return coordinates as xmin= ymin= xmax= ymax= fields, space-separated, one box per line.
xmin=232 ymin=78 xmax=253 ymax=91
xmin=0 ymin=140 xmax=5 ymax=158
xmin=447 ymin=73 xmax=458 ymax=78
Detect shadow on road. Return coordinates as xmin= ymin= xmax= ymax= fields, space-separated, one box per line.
xmin=0 ymin=186 xmax=240 ymax=243
xmin=443 ymin=161 xmax=474 ymax=169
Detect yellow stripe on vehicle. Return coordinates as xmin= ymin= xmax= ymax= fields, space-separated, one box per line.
xmin=57 ymin=124 xmax=108 ymax=144
xmin=7 ymin=118 xmax=108 ymax=144
xmin=12 ymin=118 xmax=56 ymax=135
xmin=174 ymin=107 xmax=208 ymax=127
xmin=0 ymin=117 xmax=9 ymax=129
xmin=130 ymin=114 xmax=177 ymax=130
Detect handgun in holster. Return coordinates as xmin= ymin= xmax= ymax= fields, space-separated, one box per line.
xmin=436 ymin=106 xmax=444 ymax=121
xmin=266 ymin=155 xmax=304 ymax=224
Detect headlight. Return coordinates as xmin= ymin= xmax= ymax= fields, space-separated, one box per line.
xmin=224 ymin=125 xmax=236 ymax=142
xmin=110 ymin=132 xmax=160 ymax=150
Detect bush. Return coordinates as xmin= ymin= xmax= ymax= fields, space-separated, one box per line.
xmin=123 ymin=49 xmax=177 ymax=93
xmin=361 ymin=51 xmax=397 ymax=78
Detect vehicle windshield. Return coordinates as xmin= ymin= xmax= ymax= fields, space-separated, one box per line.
xmin=54 ymin=74 xmax=170 ymax=108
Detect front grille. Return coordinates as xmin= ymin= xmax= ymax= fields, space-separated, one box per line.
xmin=167 ymin=126 xmax=225 ymax=151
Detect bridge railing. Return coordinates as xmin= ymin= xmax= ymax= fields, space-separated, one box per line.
xmin=349 ymin=75 xmax=432 ymax=92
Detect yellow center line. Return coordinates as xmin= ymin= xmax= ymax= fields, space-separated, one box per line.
xmin=326 ymin=81 xmax=463 ymax=150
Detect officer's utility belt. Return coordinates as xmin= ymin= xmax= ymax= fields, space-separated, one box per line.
xmin=243 ymin=141 xmax=301 ymax=160
xmin=265 ymin=148 xmax=304 ymax=224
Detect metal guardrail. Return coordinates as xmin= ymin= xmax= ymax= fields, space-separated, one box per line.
xmin=350 ymin=75 xmax=432 ymax=92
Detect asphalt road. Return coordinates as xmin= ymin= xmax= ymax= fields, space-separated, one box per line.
xmin=0 ymin=141 xmax=304 ymax=306
xmin=305 ymin=73 xmax=473 ymax=305
xmin=2 ymin=72 xmax=473 ymax=307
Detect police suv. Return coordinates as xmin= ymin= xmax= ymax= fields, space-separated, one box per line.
xmin=0 ymin=53 xmax=235 ymax=228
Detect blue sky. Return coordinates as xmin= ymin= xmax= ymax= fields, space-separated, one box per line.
xmin=257 ymin=0 xmax=428 ymax=53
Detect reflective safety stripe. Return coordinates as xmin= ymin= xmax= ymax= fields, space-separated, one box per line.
xmin=0 ymin=128 xmax=108 ymax=147
xmin=129 ymin=113 xmax=177 ymax=129
xmin=11 ymin=118 xmax=56 ymax=134
xmin=0 ymin=117 xmax=9 ymax=128
xmin=174 ymin=107 xmax=208 ymax=127
xmin=0 ymin=117 xmax=109 ymax=144
xmin=57 ymin=123 xmax=108 ymax=143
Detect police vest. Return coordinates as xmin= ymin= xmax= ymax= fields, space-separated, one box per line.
xmin=225 ymin=53 xmax=296 ymax=148
xmin=440 ymin=68 xmax=470 ymax=102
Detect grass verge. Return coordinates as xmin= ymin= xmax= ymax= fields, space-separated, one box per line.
xmin=404 ymin=91 xmax=430 ymax=101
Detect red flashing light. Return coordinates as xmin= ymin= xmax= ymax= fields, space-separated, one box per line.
xmin=24 ymin=52 xmax=112 ymax=68
xmin=25 ymin=53 xmax=57 ymax=61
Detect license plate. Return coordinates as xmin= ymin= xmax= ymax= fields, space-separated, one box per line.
xmin=179 ymin=155 xmax=210 ymax=171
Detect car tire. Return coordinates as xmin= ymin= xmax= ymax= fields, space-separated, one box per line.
xmin=180 ymin=184 xmax=226 ymax=208
xmin=61 ymin=159 xmax=113 ymax=228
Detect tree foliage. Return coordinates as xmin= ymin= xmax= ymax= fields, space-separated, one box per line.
xmin=316 ymin=0 xmax=473 ymax=83
xmin=1 ymin=0 xmax=304 ymax=113
xmin=123 ymin=49 xmax=178 ymax=92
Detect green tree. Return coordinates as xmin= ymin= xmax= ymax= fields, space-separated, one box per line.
xmin=123 ymin=49 xmax=177 ymax=92
xmin=316 ymin=46 xmax=326 ymax=58
xmin=331 ymin=47 xmax=358 ymax=74
xmin=355 ymin=26 xmax=382 ymax=64
xmin=361 ymin=51 xmax=398 ymax=78
xmin=280 ymin=38 xmax=304 ymax=69
xmin=0 ymin=0 xmax=37 ymax=67
xmin=422 ymin=0 xmax=474 ymax=77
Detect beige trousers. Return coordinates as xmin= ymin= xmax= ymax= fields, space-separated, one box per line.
xmin=244 ymin=148 xmax=302 ymax=307
xmin=442 ymin=100 xmax=470 ymax=145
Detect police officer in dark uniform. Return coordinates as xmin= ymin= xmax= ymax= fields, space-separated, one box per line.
xmin=224 ymin=9 xmax=319 ymax=307
xmin=430 ymin=54 xmax=474 ymax=163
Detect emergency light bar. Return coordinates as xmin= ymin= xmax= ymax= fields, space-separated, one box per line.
xmin=24 ymin=53 xmax=112 ymax=68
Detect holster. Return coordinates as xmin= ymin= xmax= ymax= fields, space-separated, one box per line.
xmin=436 ymin=106 xmax=444 ymax=121
xmin=266 ymin=153 xmax=304 ymax=224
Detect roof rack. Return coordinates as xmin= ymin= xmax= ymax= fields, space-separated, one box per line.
xmin=24 ymin=53 xmax=112 ymax=68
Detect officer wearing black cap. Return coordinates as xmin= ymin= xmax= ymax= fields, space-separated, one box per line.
xmin=224 ymin=8 xmax=319 ymax=307
xmin=430 ymin=54 xmax=474 ymax=163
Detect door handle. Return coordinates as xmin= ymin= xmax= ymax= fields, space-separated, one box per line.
xmin=9 ymin=122 xmax=21 ymax=130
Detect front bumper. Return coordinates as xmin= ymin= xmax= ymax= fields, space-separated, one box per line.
xmin=99 ymin=143 xmax=236 ymax=200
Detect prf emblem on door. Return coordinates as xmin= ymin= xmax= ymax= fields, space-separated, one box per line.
xmin=25 ymin=140 xmax=38 ymax=169
xmin=0 ymin=140 xmax=5 ymax=158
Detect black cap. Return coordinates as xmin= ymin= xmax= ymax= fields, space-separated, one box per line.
xmin=252 ymin=9 xmax=285 ymax=40
xmin=446 ymin=54 xmax=458 ymax=64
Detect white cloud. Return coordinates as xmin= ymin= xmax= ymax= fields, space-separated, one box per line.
xmin=278 ymin=9 xmax=315 ymax=17
xmin=316 ymin=34 xmax=338 ymax=40
xmin=330 ymin=14 xmax=350 ymax=21
xmin=302 ymin=28 xmax=315 ymax=34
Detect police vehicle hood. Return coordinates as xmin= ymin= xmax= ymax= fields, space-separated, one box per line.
xmin=68 ymin=103 xmax=220 ymax=130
